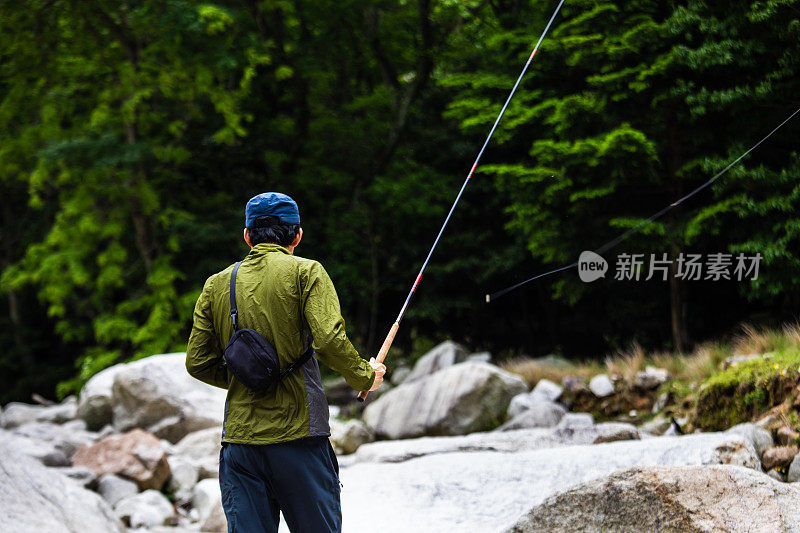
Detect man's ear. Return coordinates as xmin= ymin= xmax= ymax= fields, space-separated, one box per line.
xmin=291 ymin=227 xmax=303 ymax=248
xmin=243 ymin=228 xmax=252 ymax=247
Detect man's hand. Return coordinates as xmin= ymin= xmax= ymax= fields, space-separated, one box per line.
xmin=368 ymin=357 xmax=387 ymax=391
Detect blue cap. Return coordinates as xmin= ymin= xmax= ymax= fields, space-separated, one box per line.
xmin=245 ymin=192 xmax=300 ymax=227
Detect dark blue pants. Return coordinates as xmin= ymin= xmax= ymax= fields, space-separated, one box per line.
xmin=218 ymin=437 xmax=342 ymax=533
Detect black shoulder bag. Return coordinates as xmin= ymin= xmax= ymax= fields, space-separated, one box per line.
xmin=223 ymin=261 xmax=314 ymax=392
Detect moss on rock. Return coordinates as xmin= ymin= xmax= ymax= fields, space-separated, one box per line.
xmin=692 ymin=350 xmax=800 ymax=431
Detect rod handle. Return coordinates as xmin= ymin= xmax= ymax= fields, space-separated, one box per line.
xmin=357 ymin=321 xmax=399 ymax=402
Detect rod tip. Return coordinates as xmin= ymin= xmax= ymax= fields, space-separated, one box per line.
xmin=485 ymin=294 xmax=491 ymax=303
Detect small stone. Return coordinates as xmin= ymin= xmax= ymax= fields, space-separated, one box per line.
xmin=633 ymin=366 xmax=669 ymax=390
xmin=192 ymin=478 xmax=222 ymax=524
xmin=201 ymin=500 xmax=227 ymax=532
xmin=467 ymin=351 xmax=492 ymax=363
xmin=530 ymin=379 xmax=563 ymax=403
xmin=497 ymin=402 xmax=567 ymax=431
xmin=652 ymin=393 xmax=669 ymax=414
xmin=762 ymin=446 xmax=799 ymax=471
xmin=561 ymin=376 xmax=588 ymax=395
xmin=777 ymin=426 xmax=799 ymax=446
xmin=97 ymin=473 xmax=139 ymax=507
xmin=329 ymin=418 xmax=374 ymax=455
xmin=767 ymin=468 xmax=786 ymax=482
xmin=726 ymin=423 xmax=774 ymax=460
xmin=593 ymin=423 xmax=640 ymax=444
xmin=114 ymin=489 xmax=175 ymax=528
xmin=640 ymin=416 xmax=671 ymax=436
xmin=589 ymin=375 xmax=614 ymax=397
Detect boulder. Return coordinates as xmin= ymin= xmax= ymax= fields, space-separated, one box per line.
xmin=72 ymin=428 xmax=171 ymax=490
xmin=557 ymin=413 xmax=594 ymax=429
xmin=172 ymin=426 xmax=222 ymax=479
xmin=497 ymin=402 xmax=566 ymax=431
xmin=390 ymin=366 xmax=412 ymax=386
xmin=592 ymin=423 xmax=640 ymax=444
xmin=193 ymin=478 xmax=222 ymax=524
xmin=588 ymin=374 xmax=614 ymax=397
xmin=339 ymin=432 xmax=762 ymax=532
xmin=403 ymin=341 xmax=469 ymax=383
xmin=504 ymin=465 xmax=800 ymax=532
xmin=0 ymin=397 xmax=77 ymax=428
xmin=78 ymin=364 xmax=126 ymax=430
xmin=726 ymin=423 xmax=773 ymax=460
xmin=0 ymin=433 xmax=124 ymax=532
xmin=789 ymin=454 xmax=800 ymax=483
xmin=762 ymin=445 xmax=798 ymax=470
xmin=114 ymin=490 xmax=175 ymax=528
xmin=97 ymin=474 xmax=140 ymax=507
xmin=632 ymin=366 xmax=669 ymax=390
xmin=363 ymin=362 xmax=527 ymax=439
xmin=110 ymin=352 xmax=226 ymax=442
xmin=329 ymin=418 xmax=374 ymax=455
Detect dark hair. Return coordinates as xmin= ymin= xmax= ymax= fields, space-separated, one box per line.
xmin=248 ymin=215 xmax=300 ymax=247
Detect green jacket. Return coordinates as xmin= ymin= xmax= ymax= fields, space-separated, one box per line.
xmin=186 ymin=243 xmax=375 ymax=445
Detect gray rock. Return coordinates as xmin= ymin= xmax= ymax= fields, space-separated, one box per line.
xmin=192 ymin=478 xmax=222 ymax=524
xmin=640 ymin=415 xmax=672 ymax=436
xmin=633 ymin=366 xmax=669 ymax=390
xmin=339 ymin=433 xmax=761 ymax=532
xmin=723 ymin=353 xmax=762 ymax=369
xmin=504 ymin=465 xmax=800 ymax=532
xmin=53 ymin=465 xmax=98 ymax=489
xmin=588 ymin=374 xmax=614 ymax=397
xmin=498 ymin=402 xmax=567 ymax=431
xmin=404 ymin=341 xmax=469 ymax=383
xmin=114 ymin=489 xmax=175 ymax=528
xmin=762 ymin=445 xmax=798 ymax=470
xmin=363 ymin=362 xmax=527 ymax=439
xmin=97 ymin=473 xmax=139 ymax=506
xmin=343 ymin=427 xmax=621 ymax=466
xmin=726 ymin=422 xmax=773 ymax=460
xmin=768 ymin=468 xmax=786 ymax=482
xmin=329 ymin=418 xmax=374 ymax=455
xmin=0 ymin=398 xmax=76 ymax=428
xmin=466 ymin=351 xmax=492 ymax=363
xmin=557 ymin=413 xmax=594 ymax=429
xmin=592 ymin=422 xmax=640 ymax=444
xmin=789 ymin=454 xmax=800 ymax=483
xmin=777 ymin=426 xmax=799 ymax=446
xmin=167 ymin=455 xmax=200 ymax=501
xmin=78 ymin=364 xmax=126 ymax=430
xmin=172 ymin=426 xmax=222 ymax=479
xmin=561 ymin=376 xmax=587 ymax=395
xmin=111 ymin=353 xmax=227 ymax=442
xmin=0 ymin=433 xmax=124 ymax=532
xmin=530 ymin=379 xmax=562 ymax=403
xmin=507 ymin=393 xmax=534 ymax=418
xmin=12 ymin=420 xmax=98 ymax=460
xmin=201 ymin=500 xmax=228 ymax=532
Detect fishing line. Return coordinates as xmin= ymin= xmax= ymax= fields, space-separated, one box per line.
xmin=485 ymin=105 xmax=800 ymax=303
xmin=357 ymin=0 xmax=567 ymax=401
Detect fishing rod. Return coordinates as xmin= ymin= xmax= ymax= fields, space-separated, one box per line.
xmin=485 ymin=105 xmax=800 ymax=303
xmin=357 ymin=0 xmax=568 ymax=402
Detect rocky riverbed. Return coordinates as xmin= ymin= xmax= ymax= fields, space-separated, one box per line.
xmin=1 ymin=343 xmax=799 ymax=532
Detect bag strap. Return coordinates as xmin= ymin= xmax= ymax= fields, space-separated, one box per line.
xmin=229 ymin=261 xmax=242 ymax=331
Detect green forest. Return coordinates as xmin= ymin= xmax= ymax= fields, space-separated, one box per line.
xmin=1 ymin=0 xmax=799 ymax=404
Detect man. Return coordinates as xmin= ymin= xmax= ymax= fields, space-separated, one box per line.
xmin=186 ymin=192 xmax=386 ymax=532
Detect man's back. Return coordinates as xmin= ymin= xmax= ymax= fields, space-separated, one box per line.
xmin=187 ymin=242 xmax=375 ymax=445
